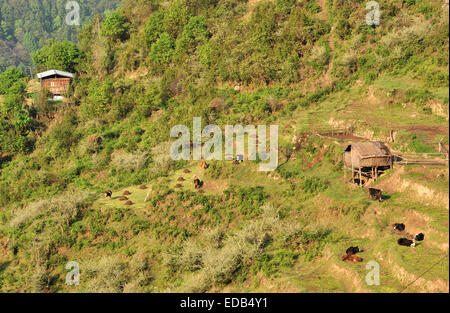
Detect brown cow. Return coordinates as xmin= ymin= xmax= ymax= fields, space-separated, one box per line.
xmin=368 ymin=188 xmax=383 ymax=202
xmin=194 ymin=178 xmax=203 ymax=189
xmin=341 ymin=254 xmax=363 ymax=262
xmin=199 ymin=161 xmax=209 ymax=170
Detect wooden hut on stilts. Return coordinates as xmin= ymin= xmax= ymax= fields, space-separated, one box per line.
xmin=343 ymin=142 xmax=392 ymax=186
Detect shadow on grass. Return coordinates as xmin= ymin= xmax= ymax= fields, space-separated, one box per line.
xmin=0 ymin=261 xmax=11 ymax=273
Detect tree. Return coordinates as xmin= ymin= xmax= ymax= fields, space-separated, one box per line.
xmin=32 ymin=40 xmax=81 ymax=72
xmin=101 ymin=12 xmax=129 ymax=41
xmin=150 ymin=33 xmax=176 ymax=65
xmin=177 ymin=16 xmax=209 ymax=53
xmin=0 ymin=67 xmax=25 ymax=94
xmin=144 ymin=10 xmax=165 ymax=46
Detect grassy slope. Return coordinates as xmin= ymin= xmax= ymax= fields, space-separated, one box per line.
xmin=0 ymin=0 xmax=448 ymax=292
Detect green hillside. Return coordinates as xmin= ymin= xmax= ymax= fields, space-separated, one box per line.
xmin=0 ymin=0 xmax=448 ymax=293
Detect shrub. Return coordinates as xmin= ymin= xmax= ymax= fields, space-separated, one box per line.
xmin=48 ymin=110 xmax=79 ymax=153
xmin=178 ymin=204 xmax=279 ymax=292
xmin=110 ymin=150 xmax=149 ymax=172
xmin=163 ymin=0 xmax=191 ymax=38
xmin=149 ymin=141 xmax=175 ymax=175
xmin=31 ymin=265 xmax=49 ymax=292
xmin=252 ymin=250 xmax=299 ymax=276
xmin=150 ymin=32 xmax=176 ymax=65
xmin=308 ymin=44 xmax=330 ymax=70
xmin=177 ymin=16 xmax=209 ymax=53
xmin=0 ymin=68 xmax=26 ymax=95
xmin=101 ymin=12 xmax=129 ymax=41
xmin=9 ymin=189 xmax=95 ymax=228
xmin=144 ymin=10 xmax=165 ymax=46
xmin=82 ymin=256 xmax=128 ymax=293
xmin=299 ymin=176 xmax=329 ymax=195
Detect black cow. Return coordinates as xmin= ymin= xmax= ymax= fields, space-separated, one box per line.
xmin=368 ymin=188 xmax=383 ymax=202
xmin=398 ymin=238 xmax=415 ymax=247
xmin=393 ymin=223 xmax=406 ymax=232
xmin=346 ymin=246 xmax=362 ymax=255
xmin=104 ymin=190 xmax=112 ymax=198
xmin=415 ymin=233 xmax=425 ymax=242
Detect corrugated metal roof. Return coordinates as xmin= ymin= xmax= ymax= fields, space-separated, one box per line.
xmin=37 ymin=70 xmax=74 ymax=79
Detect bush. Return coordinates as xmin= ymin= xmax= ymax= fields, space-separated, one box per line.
xmin=150 ymin=33 xmax=176 ymax=65
xmin=252 ymin=250 xmax=299 ymax=276
xmin=299 ymin=176 xmax=329 ymax=195
xmin=48 ymin=110 xmax=79 ymax=153
xmin=144 ymin=10 xmax=165 ymax=46
xmin=101 ymin=12 xmax=129 ymax=41
xmin=82 ymin=256 xmax=128 ymax=293
xmin=176 ymin=16 xmax=209 ymax=53
xmin=0 ymin=68 xmax=26 ymax=95
xmin=110 ymin=150 xmax=149 ymax=172
xmin=179 ymin=204 xmax=280 ymax=292
xmin=163 ymin=0 xmax=191 ymax=38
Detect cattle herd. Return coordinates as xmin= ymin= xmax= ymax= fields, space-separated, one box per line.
xmin=103 ymin=163 xmax=425 ymax=265
xmin=393 ymin=223 xmax=425 ymax=247
xmin=341 ymin=190 xmax=426 ymax=263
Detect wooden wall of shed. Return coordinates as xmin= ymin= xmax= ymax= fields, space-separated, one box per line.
xmin=42 ymin=78 xmax=71 ymax=95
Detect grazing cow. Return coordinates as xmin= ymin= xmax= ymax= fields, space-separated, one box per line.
xmin=194 ymin=178 xmax=203 ymax=189
xmin=342 ymin=254 xmax=363 ymax=262
xmin=177 ymin=177 xmax=185 ymax=182
xmin=119 ymin=196 xmax=128 ymax=201
xmin=415 ymin=233 xmax=425 ymax=242
xmin=393 ymin=223 xmax=405 ymax=232
xmin=346 ymin=246 xmax=361 ymax=255
xmin=123 ymin=190 xmax=131 ymax=196
xmin=125 ymin=200 xmax=133 ymax=206
xmin=184 ymin=169 xmax=191 ymax=174
xmin=175 ymin=184 xmax=183 ymax=188
xmin=104 ymin=190 xmax=112 ymax=198
xmin=398 ymin=238 xmax=415 ymax=247
xmin=368 ymin=188 xmax=383 ymax=202
xmin=139 ymin=185 xmax=147 ymax=190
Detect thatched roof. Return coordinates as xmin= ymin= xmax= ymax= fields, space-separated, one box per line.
xmin=344 ymin=142 xmax=392 ymax=168
xmin=344 ymin=142 xmax=390 ymax=157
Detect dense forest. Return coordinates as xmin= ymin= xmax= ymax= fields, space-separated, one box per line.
xmin=0 ymin=0 xmax=448 ymax=293
xmin=0 ymin=0 xmax=121 ymax=73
